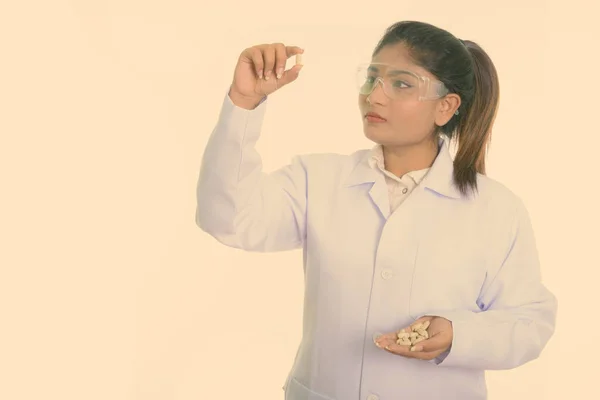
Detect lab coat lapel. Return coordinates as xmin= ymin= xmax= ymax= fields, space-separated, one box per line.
xmin=368 ymin=177 xmax=391 ymax=220
xmin=420 ymin=137 xmax=463 ymax=200
xmin=342 ymin=137 xmax=462 ymax=220
xmin=342 ymin=153 xmax=390 ymax=220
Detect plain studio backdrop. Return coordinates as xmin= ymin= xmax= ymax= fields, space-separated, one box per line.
xmin=1 ymin=1 xmax=598 ymax=399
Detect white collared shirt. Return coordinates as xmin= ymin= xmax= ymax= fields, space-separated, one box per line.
xmin=367 ymin=144 xmax=430 ymax=214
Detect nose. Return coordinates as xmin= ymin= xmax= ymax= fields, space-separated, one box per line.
xmin=367 ymin=77 xmax=387 ymax=102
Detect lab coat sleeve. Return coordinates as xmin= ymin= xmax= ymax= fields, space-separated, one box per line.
xmin=429 ymin=198 xmax=557 ymax=370
xmin=195 ymin=89 xmax=308 ymax=252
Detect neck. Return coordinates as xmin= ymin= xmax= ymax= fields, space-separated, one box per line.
xmin=382 ymin=137 xmax=440 ymax=178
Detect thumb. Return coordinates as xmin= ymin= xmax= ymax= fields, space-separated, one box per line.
xmin=278 ymin=64 xmax=303 ymax=86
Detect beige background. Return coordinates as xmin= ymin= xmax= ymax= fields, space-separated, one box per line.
xmin=1 ymin=1 xmax=598 ymax=399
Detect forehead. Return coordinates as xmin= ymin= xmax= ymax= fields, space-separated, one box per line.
xmin=371 ymin=43 xmax=430 ymax=77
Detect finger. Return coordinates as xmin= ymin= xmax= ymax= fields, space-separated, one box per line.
xmin=263 ymin=45 xmax=276 ymax=80
xmin=383 ymin=342 xmax=434 ymax=360
xmin=284 ymin=45 xmax=304 ymax=57
xmin=373 ymin=332 xmax=396 ymax=349
xmin=273 ymin=43 xmax=288 ymax=79
xmin=278 ymin=64 xmax=303 ymax=85
xmin=384 ymin=342 xmax=443 ymax=361
xmin=247 ymin=47 xmax=264 ymax=80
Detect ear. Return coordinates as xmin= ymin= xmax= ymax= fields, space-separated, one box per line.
xmin=434 ymin=93 xmax=461 ymax=127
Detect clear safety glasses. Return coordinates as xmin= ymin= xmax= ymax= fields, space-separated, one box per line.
xmin=356 ymin=62 xmax=449 ymax=101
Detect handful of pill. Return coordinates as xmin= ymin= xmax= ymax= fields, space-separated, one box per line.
xmin=396 ymin=320 xmax=430 ymax=347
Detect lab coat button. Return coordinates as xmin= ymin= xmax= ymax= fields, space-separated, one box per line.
xmin=381 ymin=269 xmax=394 ymax=280
xmin=367 ymin=395 xmax=379 ymax=400
xmin=402 ymin=187 xmax=408 ymax=194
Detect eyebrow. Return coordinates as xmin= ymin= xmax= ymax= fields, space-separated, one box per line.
xmin=367 ymin=65 xmax=410 ymax=76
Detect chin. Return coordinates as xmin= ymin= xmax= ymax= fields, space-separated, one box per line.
xmin=364 ymin=131 xmax=390 ymax=146
xmin=364 ymin=129 xmax=416 ymax=148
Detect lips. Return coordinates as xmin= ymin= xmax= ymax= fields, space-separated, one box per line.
xmin=365 ymin=112 xmax=387 ymax=122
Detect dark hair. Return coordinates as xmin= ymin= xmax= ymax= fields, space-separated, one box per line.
xmin=372 ymin=21 xmax=500 ymax=197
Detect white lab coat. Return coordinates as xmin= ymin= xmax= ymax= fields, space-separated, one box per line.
xmin=195 ymin=90 xmax=557 ymax=400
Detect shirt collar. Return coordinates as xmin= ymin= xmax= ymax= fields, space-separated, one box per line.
xmin=343 ymin=136 xmax=463 ymax=199
xmin=367 ymin=144 xmax=430 ymax=186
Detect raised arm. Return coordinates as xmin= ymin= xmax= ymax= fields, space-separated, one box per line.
xmin=196 ymin=43 xmax=306 ymax=252
xmin=196 ymin=91 xmax=308 ymax=251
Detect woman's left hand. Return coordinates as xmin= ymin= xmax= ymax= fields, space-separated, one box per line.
xmin=374 ymin=316 xmax=453 ymax=361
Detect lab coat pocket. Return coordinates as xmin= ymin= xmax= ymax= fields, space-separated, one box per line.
xmin=284 ymin=378 xmax=336 ymax=400
xmin=407 ymin=238 xmax=485 ymax=321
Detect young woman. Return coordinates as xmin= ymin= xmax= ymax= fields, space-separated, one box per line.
xmin=196 ymin=20 xmax=557 ymax=400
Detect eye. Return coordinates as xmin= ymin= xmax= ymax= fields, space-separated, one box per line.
xmin=393 ymin=80 xmax=411 ymax=88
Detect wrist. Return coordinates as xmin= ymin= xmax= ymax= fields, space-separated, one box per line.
xmin=228 ymin=86 xmax=264 ymax=110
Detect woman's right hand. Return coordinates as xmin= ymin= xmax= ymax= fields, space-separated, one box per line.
xmin=229 ymin=43 xmax=304 ymax=109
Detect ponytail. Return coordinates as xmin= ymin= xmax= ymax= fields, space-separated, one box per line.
xmin=453 ymin=40 xmax=500 ymax=197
